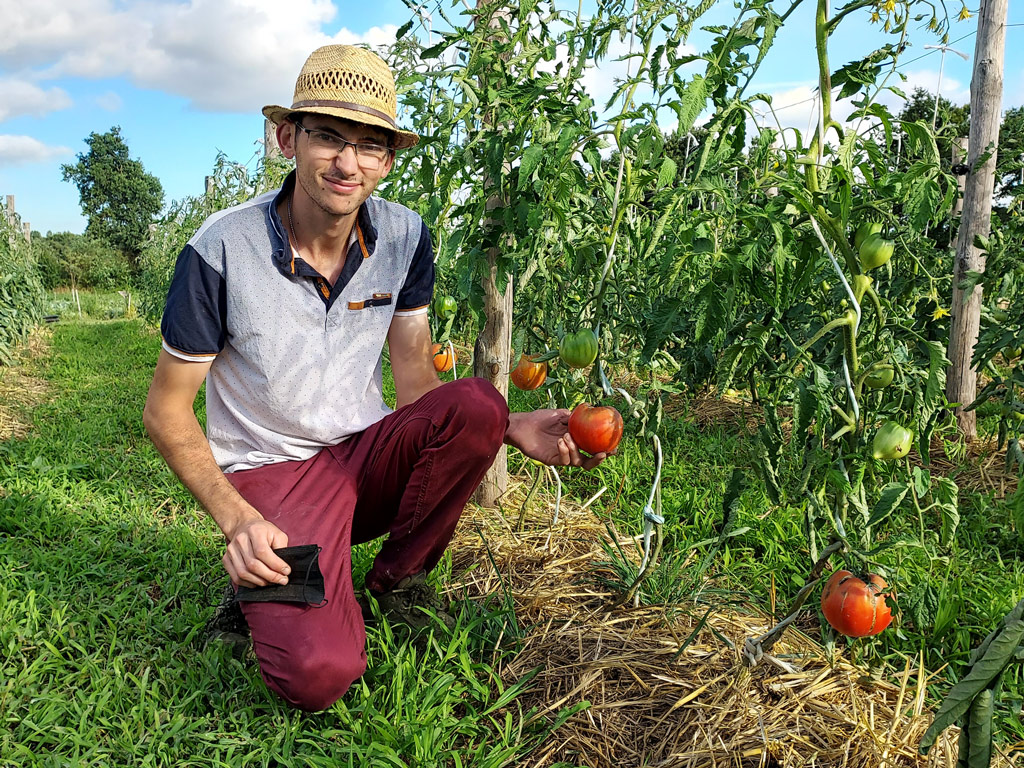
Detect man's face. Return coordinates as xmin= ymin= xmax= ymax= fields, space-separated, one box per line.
xmin=282 ymin=114 xmax=395 ymax=219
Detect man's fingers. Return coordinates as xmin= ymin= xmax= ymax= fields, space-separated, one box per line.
xmin=562 ymin=432 xmax=584 ymax=467
xmin=252 ymin=540 xmax=291 ymax=583
xmin=582 ymin=452 xmax=607 ymax=470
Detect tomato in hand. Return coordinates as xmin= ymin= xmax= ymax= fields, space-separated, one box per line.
xmin=431 ymin=342 xmax=455 ymax=372
xmin=510 ymin=353 xmax=547 ymax=391
xmin=568 ymin=403 xmax=623 ymax=455
xmin=821 ymin=570 xmax=893 ymax=637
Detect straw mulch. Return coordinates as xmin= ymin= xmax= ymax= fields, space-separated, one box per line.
xmin=447 ymin=480 xmax=1018 ymax=768
xmin=0 ymin=330 xmax=50 ymax=441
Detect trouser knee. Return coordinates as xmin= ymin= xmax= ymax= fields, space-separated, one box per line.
xmin=266 ymin=652 xmax=367 ymax=712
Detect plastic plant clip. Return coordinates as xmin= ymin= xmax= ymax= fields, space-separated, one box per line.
xmin=632 ymin=434 xmax=664 ymax=608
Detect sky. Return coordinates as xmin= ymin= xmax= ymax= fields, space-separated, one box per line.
xmin=0 ymin=0 xmax=1021 ymax=237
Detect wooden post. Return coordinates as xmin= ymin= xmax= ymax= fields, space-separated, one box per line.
xmin=946 ymin=0 xmax=1008 ymax=440
xmin=264 ymin=119 xmax=281 ymax=159
xmin=23 ymin=222 xmax=30 ymax=243
xmin=952 ymin=137 xmax=968 ymax=216
xmin=472 ymin=0 xmax=514 ymax=507
xmin=5 ymin=195 xmax=15 ymax=247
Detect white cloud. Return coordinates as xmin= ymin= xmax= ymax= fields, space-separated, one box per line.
xmin=95 ymin=91 xmax=122 ymax=111
xmin=0 ymin=135 xmax=71 ymax=166
xmin=0 ymin=0 xmax=400 ymax=114
xmin=0 ymin=77 xmax=72 ymax=122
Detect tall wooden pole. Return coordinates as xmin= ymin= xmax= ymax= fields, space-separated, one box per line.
xmin=946 ymin=0 xmax=1007 ymax=439
xmin=472 ymin=0 xmax=514 ymax=507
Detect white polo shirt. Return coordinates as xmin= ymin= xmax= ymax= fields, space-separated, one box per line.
xmin=160 ymin=172 xmax=434 ymax=473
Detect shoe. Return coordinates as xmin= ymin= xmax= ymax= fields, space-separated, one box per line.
xmin=370 ymin=572 xmax=456 ymax=631
xmin=203 ymin=583 xmax=251 ymax=656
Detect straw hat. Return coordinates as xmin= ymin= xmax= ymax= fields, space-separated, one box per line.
xmin=263 ymin=45 xmax=419 ymax=150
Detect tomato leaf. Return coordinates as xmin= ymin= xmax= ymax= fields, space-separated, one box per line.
xmin=920 ymin=619 xmax=1024 ymax=754
xmin=933 ymin=477 xmax=960 ymax=546
xmin=866 ymin=482 xmax=909 ymax=528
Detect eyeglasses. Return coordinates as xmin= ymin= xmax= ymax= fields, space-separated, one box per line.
xmin=293 ymin=122 xmax=391 ymax=168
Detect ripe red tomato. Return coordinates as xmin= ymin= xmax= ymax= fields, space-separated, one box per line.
xmin=510 ymin=353 xmax=547 ymax=391
xmin=431 ymin=342 xmax=454 ymax=372
xmin=568 ymin=403 xmax=623 ymax=455
xmin=820 ymin=570 xmax=893 ymax=637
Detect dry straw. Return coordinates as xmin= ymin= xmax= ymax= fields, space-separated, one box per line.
xmin=0 ymin=329 xmax=50 ymax=441
xmin=448 ymin=479 xmax=1019 ymax=768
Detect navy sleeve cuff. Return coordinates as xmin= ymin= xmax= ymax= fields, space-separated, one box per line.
xmin=396 ymin=220 xmax=435 ymax=313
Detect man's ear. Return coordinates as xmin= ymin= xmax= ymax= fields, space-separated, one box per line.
xmin=276 ymin=121 xmax=297 ymax=159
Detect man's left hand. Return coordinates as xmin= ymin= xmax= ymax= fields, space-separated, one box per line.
xmin=505 ymin=409 xmax=608 ymax=469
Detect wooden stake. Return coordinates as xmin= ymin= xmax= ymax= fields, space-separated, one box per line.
xmin=946 ymin=0 xmax=1008 ymax=440
xmin=472 ymin=0 xmax=514 ymax=507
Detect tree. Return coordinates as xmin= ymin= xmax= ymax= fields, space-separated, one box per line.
xmin=61 ymin=127 xmax=164 ymax=268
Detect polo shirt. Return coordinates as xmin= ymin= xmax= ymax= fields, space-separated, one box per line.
xmin=160 ymin=171 xmax=434 ymax=473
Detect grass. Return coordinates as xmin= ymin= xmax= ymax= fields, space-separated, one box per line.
xmin=2 ymin=305 xmax=1023 ymax=763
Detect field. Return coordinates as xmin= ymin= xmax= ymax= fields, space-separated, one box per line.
xmin=0 ymin=300 xmax=1021 ymax=766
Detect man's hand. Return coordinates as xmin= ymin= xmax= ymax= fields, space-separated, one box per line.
xmin=223 ymin=518 xmax=292 ymax=588
xmin=505 ymin=409 xmax=608 ymax=470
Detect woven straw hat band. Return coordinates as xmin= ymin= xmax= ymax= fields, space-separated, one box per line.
xmin=262 ymin=45 xmax=419 ymax=149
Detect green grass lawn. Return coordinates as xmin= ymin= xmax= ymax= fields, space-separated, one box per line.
xmin=2 ymin=315 xmax=1023 ymax=765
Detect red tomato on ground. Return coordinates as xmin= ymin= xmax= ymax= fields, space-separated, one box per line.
xmin=510 ymin=353 xmax=547 ymax=391
xmin=820 ymin=570 xmax=893 ymax=637
xmin=568 ymin=403 xmax=623 ymax=455
xmin=431 ymin=342 xmax=454 ymax=372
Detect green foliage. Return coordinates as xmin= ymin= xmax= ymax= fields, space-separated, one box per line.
xmin=32 ymin=231 xmax=130 ymax=289
xmin=0 ymin=202 xmax=45 ymax=365
xmin=61 ymin=126 xmax=164 ymax=266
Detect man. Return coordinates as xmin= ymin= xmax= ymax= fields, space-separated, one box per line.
xmin=143 ymin=44 xmax=606 ymax=712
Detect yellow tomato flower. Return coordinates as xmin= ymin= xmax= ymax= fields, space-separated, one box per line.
xmin=932 ymin=306 xmax=951 ymax=320
xmin=958 ymin=5 xmax=971 ymax=20
xmin=884 ymin=0 xmax=896 ymax=12
xmin=871 ymin=10 xmax=881 ymax=22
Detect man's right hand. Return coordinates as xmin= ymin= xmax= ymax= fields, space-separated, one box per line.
xmin=223 ymin=518 xmax=292 ymax=588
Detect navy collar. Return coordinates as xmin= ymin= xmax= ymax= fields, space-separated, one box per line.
xmin=267 ymin=171 xmax=378 ymax=276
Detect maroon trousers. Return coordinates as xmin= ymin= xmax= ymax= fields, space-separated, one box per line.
xmin=225 ymin=378 xmax=509 ymax=711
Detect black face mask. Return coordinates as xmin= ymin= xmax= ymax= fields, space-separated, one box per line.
xmin=234 ymin=544 xmax=327 ymax=607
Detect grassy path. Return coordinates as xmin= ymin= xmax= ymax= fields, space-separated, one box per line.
xmin=0 ymin=320 xmax=557 ymax=767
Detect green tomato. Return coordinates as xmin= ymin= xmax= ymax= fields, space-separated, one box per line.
xmin=433 ymin=294 xmax=457 ymax=319
xmin=859 ymin=233 xmax=895 ymax=271
xmin=872 ymin=420 xmax=913 ymax=461
xmin=559 ymin=329 xmax=599 ymax=369
xmin=1005 ymin=346 xmax=1022 ymax=361
xmin=854 ymin=221 xmax=883 ymax=250
xmin=864 ymin=363 xmax=895 ymax=389
xmin=1003 ymin=402 xmax=1024 ymax=423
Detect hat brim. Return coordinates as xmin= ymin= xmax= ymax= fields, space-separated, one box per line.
xmin=262 ymin=104 xmax=419 ymax=150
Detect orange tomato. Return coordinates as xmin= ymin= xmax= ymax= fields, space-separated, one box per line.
xmin=510 ymin=353 xmax=547 ymax=391
xmin=431 ymin=342 xmax=455 ymax=372
xmin=820 ymin=570 xmax=893 ymax=637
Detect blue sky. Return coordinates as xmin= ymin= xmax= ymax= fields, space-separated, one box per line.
xmin=0 ymin=0 xmax=1020 ymax=236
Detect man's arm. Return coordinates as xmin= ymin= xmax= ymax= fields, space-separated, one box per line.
xmin=143 ymin=350 xmax=291 ymax=587
xmin=387 ymin=313 xmax=443 ymax=409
